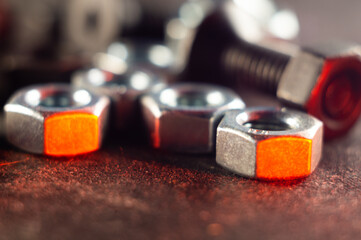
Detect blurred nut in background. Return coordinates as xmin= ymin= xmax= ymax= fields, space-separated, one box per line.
xmin=216 ymin=107 xmax=323 ymax=180
xmin=61 ymin=0 xmax=121 ymax=55
xmin=4 ymin=84 xmax=110 ymax=156
xmin=105 ymin=40 xmax=175 ymax=73
xmin=72 ymin=63 xmax=165 ymax=130
xmin=141 ymin=83 xmax=246 ymax=153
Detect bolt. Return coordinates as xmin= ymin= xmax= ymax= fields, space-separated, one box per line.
xmin=182 ymin=0 xmax=361 ymax=138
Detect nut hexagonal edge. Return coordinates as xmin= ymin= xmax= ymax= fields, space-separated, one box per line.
xmin=4 ymin=104 xmax=44 ymax=154
xmin=216 ymin=110 xmax=256 ymax=178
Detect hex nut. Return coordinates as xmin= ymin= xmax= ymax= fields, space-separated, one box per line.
xmin=105 ymin=41 xmax=175 ymax=70
xmin=141 ymin=83 xmax=246 ymax=153
xmin=4 ymin=84 xmax=110 ymax=156
xmin=72 ymin=65 xmax=166 ymax=130
xmin=216 ymin=107 xmax=323 ymax=180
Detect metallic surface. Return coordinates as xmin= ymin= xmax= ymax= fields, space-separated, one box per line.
xmin=61 ymin=0 xmax=120 ymax=55
xmin=277 ymin=51 xmax=324 ymax=106
xmin=141 ymin=83 xmax=245 ymax=153
xmin=105 ymin=41 xmax=175 ymax=71
xmin=4 ymin=84 xmax=110 ymax=156
xmin=277 ymin=45 xmax=361 ymax=139
xmin=216 ymin=107 xmax=323 ymax=179
xmin=72 ymin=65 xmax=165 ymax=130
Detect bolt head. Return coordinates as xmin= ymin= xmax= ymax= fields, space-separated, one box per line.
xmin=278 ymin=43 xmax=361 ymax=138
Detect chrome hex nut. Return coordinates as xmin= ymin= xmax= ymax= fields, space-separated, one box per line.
xmin=105 ymin=41 xmax=175 ymax=70
xmin=141 ymin=83 xmax=246 ymax=153
xmin=4 ymin=84 xmax=110 ymax=156
xmin=72 ymin=65 xmax=166 ymax=130
xmin=216 ymin=107 xmax=323 ymax=180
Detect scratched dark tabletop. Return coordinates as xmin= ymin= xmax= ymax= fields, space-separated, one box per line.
xmin=2 ymin=1 xmax=361 ymax=240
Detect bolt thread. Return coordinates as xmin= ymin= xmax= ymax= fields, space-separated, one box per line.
xmin=222 ymin=41 xmax=291 ymax=95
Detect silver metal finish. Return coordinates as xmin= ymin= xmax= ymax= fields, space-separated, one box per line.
xmin=4 ymin=84 xmax=110 ymax=155
xmin=277 ymin=51 xmax=324 ymax=107
xmin=105 ymin=41 xmax=175 ymax=70
xmin=277 ymin=43 xmax=361 ymax=108
xmin=141 ymin=83 xmax=246 ymax=153
xmin=216 ymin=107 xmax=323 ymax=178
xmin=72 ymin=65 xmax=166 ymax=130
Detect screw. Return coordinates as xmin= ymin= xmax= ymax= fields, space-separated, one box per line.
xmin=183 ymin=1 xmax=361 ymax=139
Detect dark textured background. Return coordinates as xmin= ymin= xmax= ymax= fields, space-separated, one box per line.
xmin=2 ymin=1 xmax=361 ymax=240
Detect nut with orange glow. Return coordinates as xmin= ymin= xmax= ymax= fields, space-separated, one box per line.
xmin=216 ymin=107 xmax=323 ymax=180
xmin=4 ymin=84 xmax=110 ymax=156
xmin=141 ymin=83 xmax=245 ymax=153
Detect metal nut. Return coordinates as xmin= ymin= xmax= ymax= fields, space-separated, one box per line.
xmin=141 ymin=83 xmax=245 ymax=153
xmin=72 ymin=65 xmax=165 ymax=130
xmin=4 ymin=84 xmax=110 ymax=156
xmin=105 ymin=41 xmax=175 ymax=70
xmin=216 ymin=107 xmax=323 ymax=180
xmin=61 ymin=0 xmax=120 ymax=55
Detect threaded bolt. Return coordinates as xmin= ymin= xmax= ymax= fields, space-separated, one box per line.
xmin=183 ymin=5 xmax=361 ymax=138
xmin=222 ymin=42 xmax=291 ymax=95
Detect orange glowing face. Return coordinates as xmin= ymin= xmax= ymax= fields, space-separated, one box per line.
xmin=256 ymin=136 xmax=312 ymax=180
xmin=44 ymin=112 xmax=99 ymax=156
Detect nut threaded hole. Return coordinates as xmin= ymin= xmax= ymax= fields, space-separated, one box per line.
xmin=237 ymin=109 xmax=300 ymax=131
xmin=160 ymin=88 xmax=227 ymax=108
xmin=243 ymin=119 xmax=292 ymax=131
xmin=40 ymin=93 xmax=73 ymax=107
xmin=25 ymin=88 xmax=92 ymax=108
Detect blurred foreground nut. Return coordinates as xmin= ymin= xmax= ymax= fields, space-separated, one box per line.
xmin=4 ymin=84 xmax=110 ymax=156
xmin=72 ymin=64 xmax=165 ymax=130
xmin=216 ymin=108 xmax=323 ymax=180
xmin=141 ymin=83 xmax=245 ymax=153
